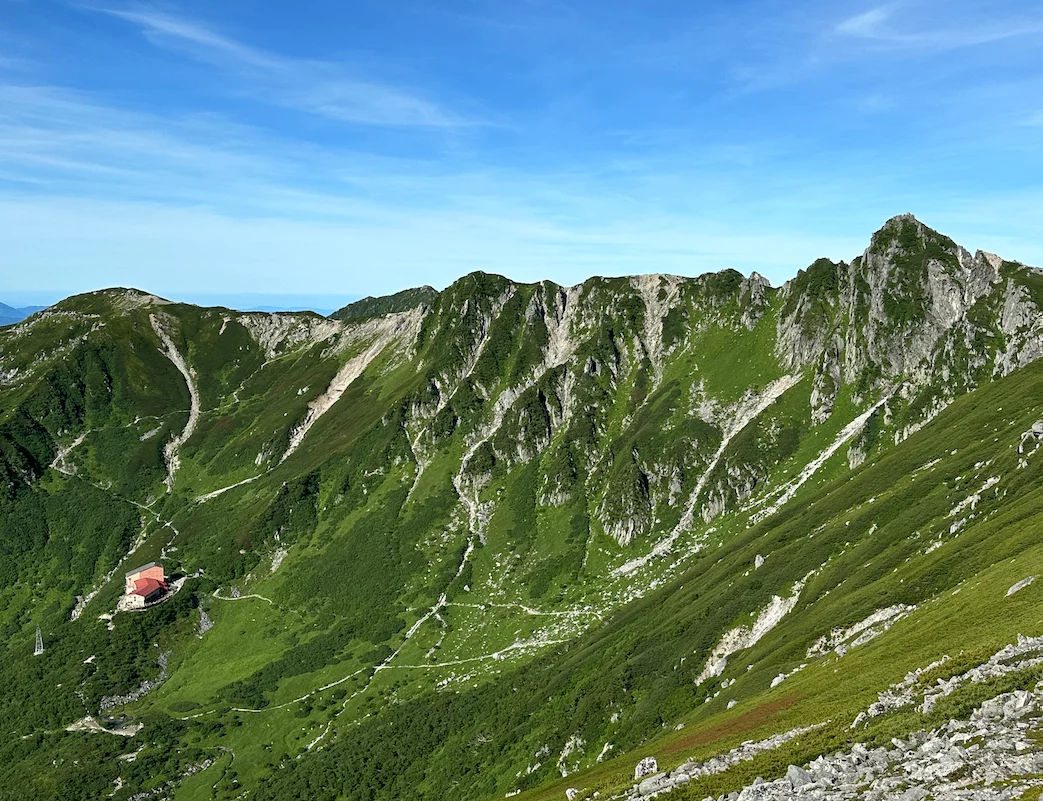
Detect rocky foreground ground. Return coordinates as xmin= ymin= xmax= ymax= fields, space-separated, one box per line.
xmin=626 ymin=635 xmax=1043 ymax=801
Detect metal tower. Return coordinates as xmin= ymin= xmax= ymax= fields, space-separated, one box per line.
xmin=34 ymin=627 xmax=44 ymax=656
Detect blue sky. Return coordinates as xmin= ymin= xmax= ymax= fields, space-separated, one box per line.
xmin=1 ymin=0 xmax=1042 ymax=308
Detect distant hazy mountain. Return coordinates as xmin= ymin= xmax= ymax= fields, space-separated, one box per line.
xmin=244 ymin=305 xmax=337 ymax=316
xmin=161 ymin=292 xmax=361 ymax=315
xmin=0 ymin=302 xmax=45 ymax=326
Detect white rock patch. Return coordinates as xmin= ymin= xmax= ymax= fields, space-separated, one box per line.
xmin=948 ymin=475 xmax=1001 ymax=518
xmin=281 ymin=310 xmax=421 ymax=463
xmin=695 ymin=572 xmax=812 ymax=685
xmin=1007 ymin=576 xmax=1038 ymax=597
xmin=557 ymin=734 xmax=584 ymax=777
xmin=752 ymin=395 xmax=890 ymax=524
xmin=616 ymin=374 xmax=801 ymax=575
xmin=807 ymin=604 xmax=916 ymax=658
xmin=150 ymin=314 xmax=200 ymax=493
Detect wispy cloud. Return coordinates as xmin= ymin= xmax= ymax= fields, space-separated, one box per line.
xmin=90 ymin=6 xmax=474 ymax=128
xmin=0 ymin=84 xmax=281 ymax=191
xmin=0 ymin=81 xmax=880 ymax=296
xmin=835 ymin=6 xmax=892 ymax=37
xmin=3 ymin=1 xmax=1043 ymax=300
xmin=834 ymin=3 xmax=1043 ymax=50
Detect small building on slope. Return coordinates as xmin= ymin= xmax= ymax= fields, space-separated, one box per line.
xmin=124 ymin=562 xmax=167 ymax=609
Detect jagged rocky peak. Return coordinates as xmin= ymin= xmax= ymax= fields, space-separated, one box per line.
xmin=868 ymin=211 xmax=931 ymax=243
xmin=850 ymin=215 xmax=1004 ymax=371
xmin=738 ymin=271 xmax=772 ymax=329
xmin=863 ymin=213 xmax=1001 ymax=298
xmin=775 ymin=257 xmax=845 ymax=371
xmin=741 ymin=271 xmax=771 ymax=296
xmin=866 ymin=211 xmax=963 ymax=253
xmin=773 ymin=214 xmax=1043 ymax=424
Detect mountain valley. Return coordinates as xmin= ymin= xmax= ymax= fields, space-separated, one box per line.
xmin=2 ymin=214 xmax=1043 ymax=801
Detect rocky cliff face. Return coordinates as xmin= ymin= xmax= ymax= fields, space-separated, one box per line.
xmin=375 ymin=215 xmax=1043 ymax=550
xmin=778 ymin=215 xmax=1038 ymax=401
xmin=3 ymin=217 xmax=1040 ymax=555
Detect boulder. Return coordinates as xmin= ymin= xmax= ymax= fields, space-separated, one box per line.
xmin=787 ymin=764 xmax=814 ymax=788
xmin=634 ymin=756 xmax=658 ymax=780
xmin=637 ymin=773 xmax=670 ymax=796
xmin=1003 ymin=690 xmax=1035 ymax=719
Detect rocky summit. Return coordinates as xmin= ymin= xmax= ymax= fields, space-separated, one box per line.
xmin=2 ymin=215 xmax=1043 ymax=801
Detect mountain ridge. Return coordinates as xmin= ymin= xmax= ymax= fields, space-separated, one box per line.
xmin=2 ymin=214 xmax=1043 ymax=801
xmin=0 ymin=302 xmax=47 ymax=327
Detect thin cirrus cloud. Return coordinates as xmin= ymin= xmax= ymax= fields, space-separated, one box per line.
xmin=0 ymin=82 xmax=885 ymax=295
xmin=2 ymin=0 xmax=1043 ymax=302
xmin=0 ymin=83 xmax=291 ymax=191
xmin=0 ymin=81 xmax=844 ymax=293
xmin=834 ymin=6 xmax=893 ymax=37
xmin=91 ymin=6 xmax=475 ymax=128
xmin=833 ymin=3 xmax=1043 ymax=49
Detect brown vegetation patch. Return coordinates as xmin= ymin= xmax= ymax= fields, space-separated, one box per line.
xmin=661 ymin=694 xmax=800 ymax=756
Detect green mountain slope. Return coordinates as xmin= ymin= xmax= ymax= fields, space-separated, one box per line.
xmin=1 ymin=216 xmax=1042 ymax=801
xmin=330 ymin=285 xmax=439 ymax=322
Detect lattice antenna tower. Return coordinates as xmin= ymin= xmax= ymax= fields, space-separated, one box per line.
xmin=34 ymin=627 xmax=44 ymax=656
